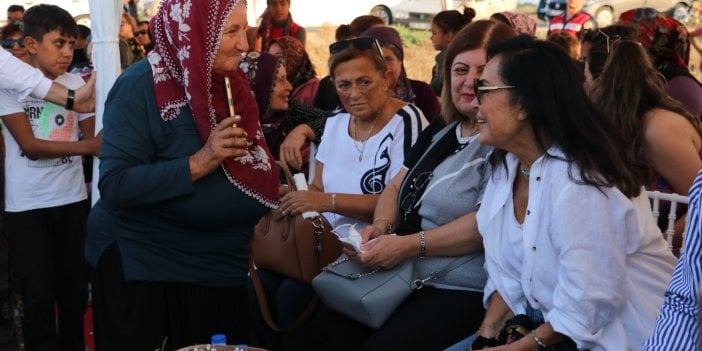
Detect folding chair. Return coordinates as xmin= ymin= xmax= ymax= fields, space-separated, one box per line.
xmin=646 ymin=191 xmax=689 ymax=255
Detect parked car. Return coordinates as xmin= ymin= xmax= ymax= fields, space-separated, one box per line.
xmin=540 ymin=0 xmax=692 ymax=27
xmin=537 ymin=0 xmax=551 ymax=20
xmin=379 ymin=0 xmax=518 ymax=30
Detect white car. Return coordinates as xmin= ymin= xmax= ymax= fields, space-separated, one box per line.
xmin=543 ymin=0 xmax=692 ymax=27
xmin=380 ymin=0 xmax=519 ymax=30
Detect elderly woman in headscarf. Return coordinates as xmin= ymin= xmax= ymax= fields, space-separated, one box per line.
xmin=267 ymin=36 xmax=319 ymax=106
xmin=240 ymin=51 xmax=292 ymax=159
xmin=85 ymin=0 xmax=280 ymax=349
xmin=363 ymin=26 xmax=440 ymax=122
xmin=618 ymin=8 xmax=702 ymax=118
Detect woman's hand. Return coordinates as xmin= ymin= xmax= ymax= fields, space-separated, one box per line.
xmin=189 ymin=115 xmax=249 ymax=181
xmin=279 ymin=124 xmax=314 ymax=170
xmin=358 ymin=224 xmax=384 ymax=243
xmin=357 ymin=234 xmax=413 ymax=269
xmin=279 ymin=190 xmax=330 ymax=216
xmin=345 ymin=224 xmax=385 ymax=259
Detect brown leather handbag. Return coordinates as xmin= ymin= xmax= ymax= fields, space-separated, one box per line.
xmin=252 ymin=205 xmax=342 ymax=283
xmin=249 ymin=163 xmax=343 ymax=331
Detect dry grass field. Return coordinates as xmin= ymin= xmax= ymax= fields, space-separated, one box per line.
xmin=305 ymin=10 xmax=702 ymax=85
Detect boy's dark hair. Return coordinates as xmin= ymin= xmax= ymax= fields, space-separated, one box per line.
xmin=22 ymin=4 xmax=77 ymax=41
xmin=137 ymin=20 xmax=150 ymax=27
xmin=7 ymin=5 xmax=24 ymax=13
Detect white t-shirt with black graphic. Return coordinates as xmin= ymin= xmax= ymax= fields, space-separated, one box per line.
xmin=316 ymin=104 xmax=427 ymax=228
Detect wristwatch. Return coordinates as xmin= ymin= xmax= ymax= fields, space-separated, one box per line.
xmin=66 ymin=89 xmax=75 ymax=111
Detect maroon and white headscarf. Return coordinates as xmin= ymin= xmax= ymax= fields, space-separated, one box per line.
xmin=148 ymin=0 xmax=279 ymax=208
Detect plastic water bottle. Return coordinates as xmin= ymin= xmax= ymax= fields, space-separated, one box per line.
xmin=211 ymin=334 xmax=227 ymax=345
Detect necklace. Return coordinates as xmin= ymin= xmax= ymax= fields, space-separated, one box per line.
xmin=352 ymin=113 xmax=380 ymax=162
xmin=454 ymin=122 xmax=479 ymax=154
xmin=520 ymin=163 xmax=531 ymax=177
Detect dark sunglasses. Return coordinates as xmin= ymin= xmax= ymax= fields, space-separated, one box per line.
xmin=473 ymin=79 xmax=515 ymax=105
xmin=134 ymin=30 xmax=149 ymax=36
xmin=1 ymin=38 xmax=24 ymax=49
xmin=328 ymin=37 xmax=384 ymax=59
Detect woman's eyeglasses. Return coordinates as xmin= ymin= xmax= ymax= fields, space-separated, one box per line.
xmin=1 ymin=38 xmax=24 ymax=49
xmin=473 ymin=79 xmax=515 ymax=105
xmin=329 ymin=37 xmax=384 ymax=59
xmin=399 ymin=171 xmax=433 ymax=222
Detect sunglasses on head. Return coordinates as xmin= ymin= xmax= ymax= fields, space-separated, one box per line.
xmin=582 ymin=29 xmax=621 ymax=54
xmin=473 ymin=79 xmax=515 ymax=105
xmin=328 ymin=37 xmax=384 ymax=59
xmin=134 ymin=30 xmax=149 ymax=36
xmin=1 ymin=38 xmax=24 ymax=49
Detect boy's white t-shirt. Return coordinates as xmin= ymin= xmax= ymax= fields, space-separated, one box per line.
xmin=0 ymin=72 xmax=93 ymax=212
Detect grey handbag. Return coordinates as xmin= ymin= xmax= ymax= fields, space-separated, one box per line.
xmin=311 ymin=254 xmax=414 ymax=329
xmin=311 ymin=253 xmax=474 ymax=329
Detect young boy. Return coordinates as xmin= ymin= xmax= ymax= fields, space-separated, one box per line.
xmin=0 ymin=4 xmax=100 ymax=350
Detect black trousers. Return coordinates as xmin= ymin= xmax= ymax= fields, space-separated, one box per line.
xmin=92 ymin=244 xmax=249 ymax=351
xmin=316 ymin=286 xmax=485 ymax=351
xmin=6 ymin=200 xmax=89 ymax=351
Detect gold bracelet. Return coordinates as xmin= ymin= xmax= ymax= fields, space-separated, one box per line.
xmin=331 ymin=193 xmax=336 ymax=213
xmin=372 ymin=217 xmax=393 ymax=234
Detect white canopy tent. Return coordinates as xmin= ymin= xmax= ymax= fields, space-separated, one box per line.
xmin=88 ymin=0 xmax=122 ymax=204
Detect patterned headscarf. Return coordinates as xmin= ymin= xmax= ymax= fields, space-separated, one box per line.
xmin=240 ymin=51 xmax=288 ymax=159
xmin=495 ymin=11 xmax=537 ymax=36
xmin=360 ymin=26 xmax=415 ymax=104
xmin=148 ymin=0 xmax=279 ymax=208
xmin=240 ymin=52 xmax=284 ymax=119
xmin=269 ymin=36 xmax=316 ymax=90
xmin=618 ymin=8 xmax=690 ymax=69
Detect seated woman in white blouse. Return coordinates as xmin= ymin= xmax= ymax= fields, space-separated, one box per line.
xmin=468 ymin=36 xmax=676 ymax=351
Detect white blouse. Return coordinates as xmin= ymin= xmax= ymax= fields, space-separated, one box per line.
xmin=477 ymin=147 xmax=676 ymax=351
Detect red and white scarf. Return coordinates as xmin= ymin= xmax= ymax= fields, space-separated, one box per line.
xmin=148 ymin=0 xmax=279 ymax=208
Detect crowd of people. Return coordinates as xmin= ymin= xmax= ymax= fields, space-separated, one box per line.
xmin=0 ymin=0 xmax=701 ymax=350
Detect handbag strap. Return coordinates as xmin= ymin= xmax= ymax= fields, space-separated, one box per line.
xmin=410 ymin=254 xmax=479 ymax=289
xmin=325 ymin=253 xmax=478 ymax=288
xmin=249 ymin=265 xmax=320 ymax=332
xmin=278 ymin=160 xmax=298 ymax=191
